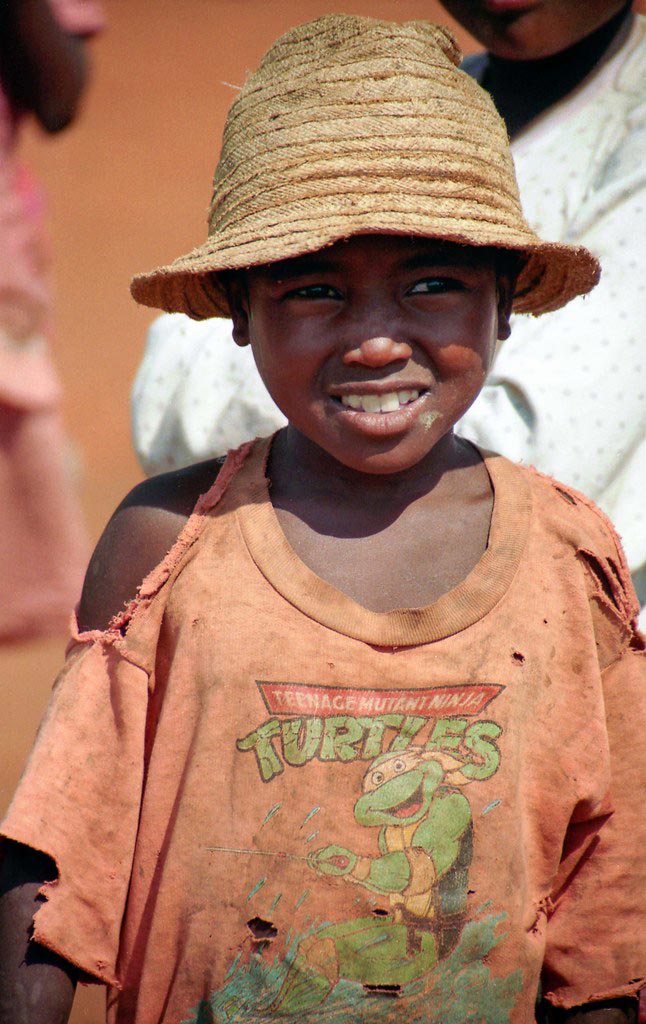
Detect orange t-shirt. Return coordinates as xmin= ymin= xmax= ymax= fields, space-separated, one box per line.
xmin=2 ymin=438 xmax=645 ymax=1024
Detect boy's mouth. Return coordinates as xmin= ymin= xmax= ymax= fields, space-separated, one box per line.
xmin=334 ymin=389 xmax=423 ymax=414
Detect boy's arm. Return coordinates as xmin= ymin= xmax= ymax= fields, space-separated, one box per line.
xmin=0 ymin=457 xmax=223 ymax=1022
xmin=78 ymin=457 xmax=222 ymax=631
xmin=0 ymin=841 xmax=77 ymax=1024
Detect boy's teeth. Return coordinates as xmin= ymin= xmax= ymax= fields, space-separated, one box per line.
xmin=379 ymin=392 xmax=400 ymax=413
xmin=340 ymin=389 xmax=420 ymax=413
xmin=362 ymin=394 xmax=382 ymax=413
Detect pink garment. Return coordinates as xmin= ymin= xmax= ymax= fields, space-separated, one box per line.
xmin=48 ymin=0 xmax=105 ymax=37
xmin=0 ymin=396 xmax=89 ymax=640
xmin=0 ymin=0 xmax=103 ymax=640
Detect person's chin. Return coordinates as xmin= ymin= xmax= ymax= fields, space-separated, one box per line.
xmin=482 ymin=0 xmax=542 ymax=13
xmin=462 ymin=1 xmax=559 ymax=60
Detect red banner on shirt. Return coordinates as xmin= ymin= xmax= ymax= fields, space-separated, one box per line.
xmin=257 ymin=682 xmax=502 ymax=718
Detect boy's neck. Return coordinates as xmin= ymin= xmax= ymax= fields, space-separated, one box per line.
xmin=266 ymin=427 xmax=495 ymax=611
xmin=268 ymin=427 xmax=480 ymax=506
xmin=480 ymin=2 xmax=633 ymax=138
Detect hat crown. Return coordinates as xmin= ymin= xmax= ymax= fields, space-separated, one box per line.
xmin=254 ymin=15 xmax=463 ymax=73
xmin=130 ymin=14 xmax=600 ymax=318
xmin=209 ymin=14 xmax=517 ymax=239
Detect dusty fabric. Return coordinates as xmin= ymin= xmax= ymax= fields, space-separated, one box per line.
xmin=0 ymin=0 xmax=101 ymax=639
xmin=459 ymin=14 xmax=646 ymax=620
xmin=2 ymin=437 xmax=645 ymax=1023
xmin=129 ymin=15 xmax=599 ymax=319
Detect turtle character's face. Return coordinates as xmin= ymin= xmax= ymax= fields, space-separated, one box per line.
xmin=354 ymin=747 xmax=460 ymax=827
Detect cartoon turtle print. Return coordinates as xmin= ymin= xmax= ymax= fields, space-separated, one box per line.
xmin=272 ymin=747 xmax=475 ymax=1013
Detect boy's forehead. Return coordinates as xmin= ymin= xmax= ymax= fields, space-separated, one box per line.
xmin=253 ymin=235 xmax=497 ymax=281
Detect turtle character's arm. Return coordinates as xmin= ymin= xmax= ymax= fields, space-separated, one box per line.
xmin=307 ymin=844 xmax=411 ymax=895
xmin=308 ymin=791 xmax=472 ymax=896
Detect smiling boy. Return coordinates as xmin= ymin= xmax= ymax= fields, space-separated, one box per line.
xmin=224 ymin=236 xmax=515 ymax=615
xmin=0 ymin=15 xmax=644 ymax=1024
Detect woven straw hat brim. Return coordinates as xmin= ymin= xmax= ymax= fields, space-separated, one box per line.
xmin=130 ymin=217 xmax=599 ymax=319
xmin=130 ymin=15 xmax=600 ymax=320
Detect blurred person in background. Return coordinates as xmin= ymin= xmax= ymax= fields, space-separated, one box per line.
xmin=0 ymin=0 xmax=103 ymax=642
xmin=441 ymin=0 xmax=646 ymax=623
xmin=131 ymin=312 xmax=286 ymax=475
xmin=130 ymin=1 xmax=645 ymax=622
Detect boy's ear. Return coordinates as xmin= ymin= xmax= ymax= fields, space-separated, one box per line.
xmin=496 ymin=272 xmax=515 ymax=342
xmin=222 ymin=272 xmax=250 ymax=347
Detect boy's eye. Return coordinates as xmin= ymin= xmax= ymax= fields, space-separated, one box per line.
xmin=407 ymin=277 xmax=462 ymax=295
xmin=286 ymin=284 xmax=341 ymax=300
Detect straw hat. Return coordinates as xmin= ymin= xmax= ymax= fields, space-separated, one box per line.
xmin=130 ymin=15 xmax=599 ymax=319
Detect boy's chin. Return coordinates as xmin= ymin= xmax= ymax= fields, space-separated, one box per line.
xmin=289 ymin=423 xmax=457 ymax=480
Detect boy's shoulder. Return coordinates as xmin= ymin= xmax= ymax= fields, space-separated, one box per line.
xmin=521 ymin=461 xmax=624 ymax=554
xmin=77 ymin=457 xmax=224 ymax=633
xmin=513 ymin=458 xmax=640 ymax=632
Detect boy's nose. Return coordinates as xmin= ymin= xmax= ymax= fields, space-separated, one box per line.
xmin=342 ymin=336 xmax=413 ymax=368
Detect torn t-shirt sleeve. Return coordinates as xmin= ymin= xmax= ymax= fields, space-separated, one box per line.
xmin=539 ymin=490 xmax=646 ymax=1007
xmin=0 ymin=445 xmax=240 ymax=986
xmin=0 ymin=637 xmax=150 ymax=984
xmin=541 ymin=648 xmax=646 ymax=1007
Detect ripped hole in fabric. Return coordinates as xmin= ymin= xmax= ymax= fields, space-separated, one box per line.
xmin=372 ymin=908 xmax=389 ymax=917
xmin=578 ymin=551 xmax=621 ymax=609
xmin=554 ymin=486 xmax=577 ymax=506
xmin=606 ymin=557 xmax=625 ymax=591
xmin=364 ymin=984 xmax=401 ymax=997
xmin=247 ymin=917 xmax=278 ymax=943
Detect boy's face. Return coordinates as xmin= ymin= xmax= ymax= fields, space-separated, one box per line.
xmin=439 ymin=1 xmax=627 ymax=60
xmin=229 ymin=234 xmax=513 ymax=476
